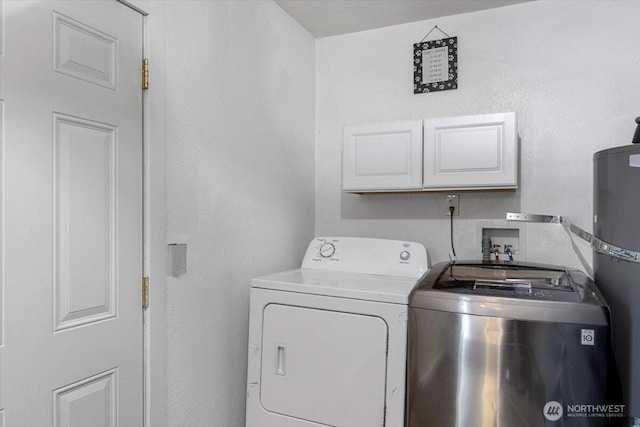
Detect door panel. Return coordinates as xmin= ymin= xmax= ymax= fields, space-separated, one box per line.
xmin=261 ymin=304 xmax=388 ymax=427
xmin=53 ymin=368 xmax=117 ymax=427
xmin=53 ymin=11 xmax=117 ymax=90
xmin=0 ymin=1 xmax=143 ymax=425
xmin=423 ymin=112 xmax=518 ymax=189
xmin=54 ymin=114 xmax=117 ymax=331
xmin=342 ymin=120 xmax=423 ymax=191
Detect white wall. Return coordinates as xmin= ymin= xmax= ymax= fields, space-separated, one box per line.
xmin=316 ymin=0 xmax=640 ymax=269
xmin=163 ymin=2 xmax=315 ymax=426
xmin=157 ymin=1 xmax=640 ymax=424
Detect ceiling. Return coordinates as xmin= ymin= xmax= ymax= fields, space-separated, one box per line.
xmin=275 ymin=0 xmax=533 ymax=38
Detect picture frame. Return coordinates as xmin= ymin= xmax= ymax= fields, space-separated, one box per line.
xmin=413 ymin=36 xmax=458 ymax=94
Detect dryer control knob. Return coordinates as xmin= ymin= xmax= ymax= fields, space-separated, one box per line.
xmin=400 ymin=250 xmax=411 ymax=261
xmin=319 ymin=243 xmax=336 ymax=258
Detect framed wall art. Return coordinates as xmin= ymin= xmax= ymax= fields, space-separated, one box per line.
xmin=413 ymin=29 xmax=457 ymax=94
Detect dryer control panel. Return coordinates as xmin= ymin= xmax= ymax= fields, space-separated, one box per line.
xmin=301 ymin=237 xmax=429 ymax=279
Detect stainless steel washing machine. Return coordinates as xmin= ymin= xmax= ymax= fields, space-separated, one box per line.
xmin=406 ymin=261 xmax=622 ymax=427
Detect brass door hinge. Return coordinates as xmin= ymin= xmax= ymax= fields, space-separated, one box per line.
xmin=142 ymin=58 xmax=149 ymax=90
xmin=142 ymin=276 xmax=149 ymax=309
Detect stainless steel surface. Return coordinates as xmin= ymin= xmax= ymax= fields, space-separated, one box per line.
xmin=593 ymin=239 xmax=640 ymax=262
xmin=507 ymin=212 xmax=640 ymax=263
xmin=506 ymin=212 xmax=561 ymax=223
xmin=407 ymin=309 xmax=615 ymax=427
xmin=594 ymin=144 xmax=640 ymax=420
xmin=407 ymin=261 xmax=620 ymax=426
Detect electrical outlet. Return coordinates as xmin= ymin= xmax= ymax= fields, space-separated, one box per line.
xmin=445 ymin=194 xmax=459 ymax=216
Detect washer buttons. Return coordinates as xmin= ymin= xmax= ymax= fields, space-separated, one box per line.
xmin=400 ymin=251 xmax=411 ymax=261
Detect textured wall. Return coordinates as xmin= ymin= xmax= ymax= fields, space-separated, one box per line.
xmin=316 ymin=1 xmax=640 ymax=269
xmin=164 ymin=2 xmax=315 ymax=426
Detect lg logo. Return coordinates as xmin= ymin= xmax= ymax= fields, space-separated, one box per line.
xmin=543 ymin=401 xmax=563 ymax=421
xmin=581 ymin=329 xmax=595 ymax=346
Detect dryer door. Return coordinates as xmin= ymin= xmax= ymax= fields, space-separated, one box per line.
xmin=261 ymin=304 xmax=388 ymax=427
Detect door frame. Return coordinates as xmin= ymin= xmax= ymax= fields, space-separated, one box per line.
xmin=117 ymin=2 xmax=167 ymax=427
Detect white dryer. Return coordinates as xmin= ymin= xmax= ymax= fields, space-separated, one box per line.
xmin=245 ymin=237 xmax=429 ymax=427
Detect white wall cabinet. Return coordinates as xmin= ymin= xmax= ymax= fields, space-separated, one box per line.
xmin=342 ymin=121 xmax=423 ymax=191
xmin=423 ymin=112 xmax=518 ymax=190
xmin=342 ymin=112 xmax=518 ymax=193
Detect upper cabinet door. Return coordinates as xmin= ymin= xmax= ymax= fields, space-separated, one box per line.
xmin=423 ymin=112 xmax=518 ymax=190
xmin=343 ymin=120 xmax=423 ymax=192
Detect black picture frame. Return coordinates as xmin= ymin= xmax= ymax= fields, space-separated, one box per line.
xmin=413 ymin=36 xmax=458 ymax=94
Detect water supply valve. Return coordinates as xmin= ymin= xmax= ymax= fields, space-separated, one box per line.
xmin=633 ymin=116 xmax=640 ymax=144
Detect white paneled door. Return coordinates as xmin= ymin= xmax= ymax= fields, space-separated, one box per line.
xmin=0 ymin=1 xmax=144 ymax=426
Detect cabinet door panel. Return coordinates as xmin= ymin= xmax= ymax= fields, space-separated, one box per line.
xmin=423 ymin=112 xmax=517 ymax=190
xmin=343 ymin=120 xmax=423 ymax=191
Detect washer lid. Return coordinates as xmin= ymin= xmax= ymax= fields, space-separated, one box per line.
xmin=410 ymin=261 xmax=609 ymax=325
xmin=251 ymin=268 xmax=417 ymax=304
xmin=432 ymin=262 xmax=580 ymax=302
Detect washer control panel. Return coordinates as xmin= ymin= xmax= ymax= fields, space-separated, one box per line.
xmin=302 ymin=237 xmax=429 ymax=279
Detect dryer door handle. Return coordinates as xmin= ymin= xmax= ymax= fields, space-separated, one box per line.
xmin=275 ymin=344 xmax=286 ymax=376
